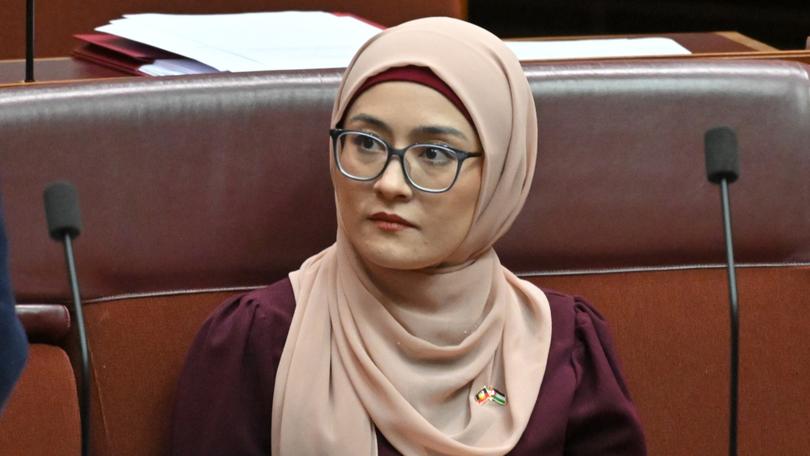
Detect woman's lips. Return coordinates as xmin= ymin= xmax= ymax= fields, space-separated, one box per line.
xmin=368 ymin=212 xmax=416 ymax=232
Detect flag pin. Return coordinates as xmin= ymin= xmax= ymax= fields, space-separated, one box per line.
xmin=474 ymin=385 xmax=507 ymax=406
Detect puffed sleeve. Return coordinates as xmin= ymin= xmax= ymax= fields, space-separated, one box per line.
xmin=564 ymin=297 xmax=647 ymax=455
xmin=170 ymin=279 xmax=295 ymax=456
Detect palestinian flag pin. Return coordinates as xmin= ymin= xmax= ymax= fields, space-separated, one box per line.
xmin=474 ymin=385 xmax=507 ymax=406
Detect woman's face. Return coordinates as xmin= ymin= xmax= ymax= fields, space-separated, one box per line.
xmin=334 ymin=81 xmax=483 ymax=270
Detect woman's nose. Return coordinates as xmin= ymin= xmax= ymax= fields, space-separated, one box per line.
xmin=373 ymin=157 xmax=413 ymax=200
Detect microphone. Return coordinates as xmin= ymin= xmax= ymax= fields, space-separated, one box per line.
xmin=704 ymin=126 xmax=740 ymax=456
xmin=25 ymin=0 xmax=35 ymax=82
xmin=44 ymin=181 xmax=89 ymax=456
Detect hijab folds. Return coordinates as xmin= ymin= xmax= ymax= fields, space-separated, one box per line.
xmin=272 ymin=17 xmax=551 ymax=456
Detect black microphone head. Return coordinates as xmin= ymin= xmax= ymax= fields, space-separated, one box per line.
xmin=44 ymin=181 xmax=82 ymax=240
xmin=704 ymin=126 xmax=740 ymax=184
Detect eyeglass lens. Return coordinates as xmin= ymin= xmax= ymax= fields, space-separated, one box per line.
xmin=336 ymin=132 xmax=459 ymax=191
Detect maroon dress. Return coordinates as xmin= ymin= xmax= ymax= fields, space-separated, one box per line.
xmin=170 ymin=278 xmax=646 ymax=455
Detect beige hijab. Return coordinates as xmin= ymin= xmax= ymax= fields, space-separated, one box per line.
xmin=272 ymin=17 xmax=551 ymax=456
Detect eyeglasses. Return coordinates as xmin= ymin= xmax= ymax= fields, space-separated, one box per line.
xmin=330 ymin=128 xmax=483 ymax=193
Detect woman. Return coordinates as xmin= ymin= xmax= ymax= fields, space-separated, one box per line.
xmin=171 ymin=17 xmax=646 ymax=455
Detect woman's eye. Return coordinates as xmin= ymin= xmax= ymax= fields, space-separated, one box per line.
xmin=351 ymin=135 xmax=383 ymax=152
xmin=420 ymin=147 xmax=454 ymax=166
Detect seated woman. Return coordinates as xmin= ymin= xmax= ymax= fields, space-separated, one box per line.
xmin=170 ymin=17 xmax=646 ymax=455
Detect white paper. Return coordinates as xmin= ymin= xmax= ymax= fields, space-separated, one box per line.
xmin=96 ymin=12 xmax=691 ymax=75
xmin=97 ymin=11 xmax=382 ymax=73
xmin=505 ymin=38 xmax=691 ymax=61
xmin=139 ymin=59 xmax=218 ymax=76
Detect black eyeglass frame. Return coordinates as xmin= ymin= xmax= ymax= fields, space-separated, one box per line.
xmin=329 ymin=128 xmax=483 ymax=194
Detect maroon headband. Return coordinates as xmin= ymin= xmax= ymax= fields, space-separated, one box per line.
xmin=346 ymin=65 xmax=474 ymax=127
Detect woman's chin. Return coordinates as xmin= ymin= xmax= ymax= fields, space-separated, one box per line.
xmin=355 ymin=243 xmax=440 ymax=271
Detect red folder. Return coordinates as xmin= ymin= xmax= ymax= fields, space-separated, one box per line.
xmin=71 ymin=33 xmax=181 ymax=76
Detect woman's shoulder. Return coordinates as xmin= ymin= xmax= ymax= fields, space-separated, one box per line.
xmin=540 ymin=287 xmax=609 ymax=345
xmin=538 ymin=286 xmax=633 ymax=390
xmin=238 ymin=276 xmax=296 ymax=317
xmin=206 ymin=277 xmax=295 ymax=335
xmin=171 ymin=277 xmax=295 ymax=456
xmin=526 ymin=287 xmax=647 ymax=455
xmin=533 ymin=287 xmax=621 ymax=385
xmin=187 ymin=277 xmax=296 ymax=363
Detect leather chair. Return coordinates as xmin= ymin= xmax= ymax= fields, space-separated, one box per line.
xmin=1 ymin=58 xmax=808 ymax=455
xmin=0 ymin=304 xmax=79 ymax=456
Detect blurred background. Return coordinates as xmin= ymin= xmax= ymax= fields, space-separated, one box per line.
xmin=469 ymin=0 xmax=810 ymax=49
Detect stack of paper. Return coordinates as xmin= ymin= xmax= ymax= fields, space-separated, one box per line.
xmin=74 ymin=11 xmax=691 ymax=77
xmin=505 ymin=38 xmax=691 ymax=61
xmin=82 ymin=11 xmax=383 ymax=75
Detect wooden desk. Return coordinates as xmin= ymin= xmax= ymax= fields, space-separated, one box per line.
xmin=1 ymin=31 xmax=808 ymax=87
xmin=0 ymin=57 xmax=131 ymax=87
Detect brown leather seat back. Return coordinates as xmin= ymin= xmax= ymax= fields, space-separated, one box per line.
xmin=3 ymin=60 xmax=808 ymax=301
xmin=1 ymin=59 xmax=809 ymax=455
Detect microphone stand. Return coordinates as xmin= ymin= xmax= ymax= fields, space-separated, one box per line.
xmin=719 ymin=177 xmax=739 ymax=456
xmin=63 ymin=233 xmax=90 ymax=456
xmin=45 ymin=182 xmax=89 ymax=456
xmin=704 ymin=126 xmax=741 ymax=456
xmin=25 ymin=0 xmax=35 ymax=82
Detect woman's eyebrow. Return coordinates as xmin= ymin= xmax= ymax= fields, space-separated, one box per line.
xmin=414 ymin=125 xmax=468 ymax=141
xmin=346 ymin=114 xmax=391 ymax=134
xmin=346 ymin=114 xmax=468 ymax=141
